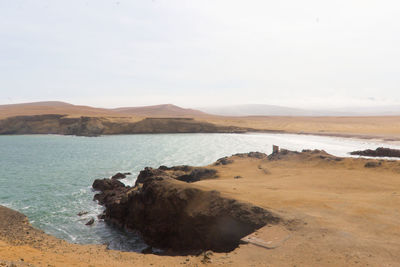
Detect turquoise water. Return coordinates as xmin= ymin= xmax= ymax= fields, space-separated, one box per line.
xmin=0 ymin=133 xmax=399 ymax=251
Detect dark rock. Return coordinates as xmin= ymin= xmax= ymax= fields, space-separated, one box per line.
xmin=176 ymin=168 xmax=217 ymax=183
xmin=214 ymin=157 xmax=234 ymax=166
xmin=77 ymin=211 xmax=88 ymax=216
xmin=141 ymin=246 xmax=153 ymax=254
xmin=158 ymin=165 xmax=169 ymax=170
xmin=135 ymin=167 xmax=166 ymax=186
xmin=92 ymin=178 xmax=125 ymax=191
xmin=111 ymin=172 xmax=126 ymax=180
xmin=350 ymin=147 xmax=400 ymax=158
xmin=170 ymin=165 xmax=192 ymax=172
xmin=302 ymin=149 xmax=327 ymax=154
xmin=85 ymin=218 xmax=95 ymax=226
xmin=93 ymin=193 xmax=106 ymax=204
xmin=92 ymin=178 xmax=130 ymax=205
xmin=94 ymin=175 xmax=280 ymax=252
xmin=234 ymin=176 xmax=242 ymax=179
xmin=268 ymin=149 xmax=299 ymax=160
xmin=233 ymin=152 xmax=267 ymax=159
xmin=136 ymin=166 xmax=218 ymax=185
xmin=248 ymin=152 xmax=267 ymax=158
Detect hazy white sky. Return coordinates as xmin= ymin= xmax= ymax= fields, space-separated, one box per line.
xmin=1 ymin=0 xmax=399 ymax=108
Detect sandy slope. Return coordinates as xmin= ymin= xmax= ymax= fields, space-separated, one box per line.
xmin=113 ymin=104 xmax=207 ymax=117
xmin=201 ymin=116 xmax=400 ymax=141
xmin=0 ymin=102 xmax=203 ymax=119
xmin=0 ymin=102 xmax=121 ymax=119
xmin=1 ymin=150 xmax=400 ymax=266
xmin=195 ymin=151 xmax=400 ymax=266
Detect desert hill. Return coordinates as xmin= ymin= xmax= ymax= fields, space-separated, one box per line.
xmin=0 ymin=102 xmax=209 ymax=119
xmin=113 ymin=104 xmax=207 ymax=117
xmin=1 ymin=101 xmax=400 ymax=140
xmin=0 ymin=101 xmax=119 ymax=119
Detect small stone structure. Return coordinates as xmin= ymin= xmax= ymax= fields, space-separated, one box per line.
xmin=272 ymin=145 xmax=280 ymax=154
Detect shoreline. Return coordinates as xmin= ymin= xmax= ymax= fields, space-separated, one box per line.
xmin=1 ymin=150 xmax=400 ymax=266
xmin=1 ymin=114 xmax=400 ymax=144
xmin=2 ymin=130 xmax=400 ymax=147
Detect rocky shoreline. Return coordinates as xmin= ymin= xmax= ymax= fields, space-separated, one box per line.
xmin=350 ymin=147 xmax=400 ymax=158
xmin=2 ymin=149 xmax=400 ymax=266
xmin=92 ymin=158 xmax=280 ymax=253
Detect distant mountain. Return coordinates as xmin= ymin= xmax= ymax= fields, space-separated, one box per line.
xmin=0 ymin=101 xmax=118 ymax=118
xmin=2 ymin=101 xmax=400 ymax=119
xmin=198 ymin=104 xmax=400 ymax=116
xmin=0 ymin=101 xmax=73 ymax=107
xmin=113 ymin=104 xmax=207 ymax=117
xmin=0 ymin=102 xmax=209 ymax=119
xmin=322 ymin=105 xmax=400 ymax=116
xmin=198 ymin=104 xmax=320 ymax=116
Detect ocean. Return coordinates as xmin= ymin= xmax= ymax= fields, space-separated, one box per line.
xmin=1 ymin=133 xmax=399 ymax=251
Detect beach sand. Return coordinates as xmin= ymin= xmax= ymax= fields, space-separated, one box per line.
xmin=201 ymin=115 xmax=400 ymax=141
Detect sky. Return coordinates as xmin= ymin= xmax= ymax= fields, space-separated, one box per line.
xmin=0 ymin=0 xmax=400 ymax=109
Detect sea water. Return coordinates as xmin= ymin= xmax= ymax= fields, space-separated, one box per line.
xmin=0 ymin=133 xmax=399 ymax=251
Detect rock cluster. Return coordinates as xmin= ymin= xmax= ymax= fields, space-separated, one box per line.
xmin=135 ymin=166 xmax=217 ymax=186
xmin=92 ymin=165 xmax=279 ymax=253
xmin=214 ymin=157 xmax=234 ymax=166
xmin=350 ymin=147 xmax=400 ymax=158
xmin=233 ymin=152 xmax=267 ymax=159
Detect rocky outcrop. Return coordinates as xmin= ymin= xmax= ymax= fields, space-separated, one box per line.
xmin=111 ymin=172 xmax=127 ymax=180
xmin=0 ymin=115 xmax=105 ymax=136
xmin=135 ymin=166 xmax=218 ymax=186
xmin=0 ymin=115 xmax=248 ymax=136
xmin=92 ymin=178 xmax=129 ymax=205
xmin=350 ymin=147 xmax=400 ymax=158
xmin=0 ymin=114 xmax=65 ymax=135
xmin=233 ymin=151 xmax=268 ymax=159
xmin=93 ymin=168 xmax=279 ymax=252
xmin=92 ymin=178 xmax=125 ymax=191
xmin=214 ymin=156 xmax=234 ymax=166
xmin=117 ymin=118 xmax=244 ymax=134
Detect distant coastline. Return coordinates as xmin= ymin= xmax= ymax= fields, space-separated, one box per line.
xmin=1 ymin=101 xmax=400 ymax=142
xmin=1 ymin=114 xmax=400 ymax=144
xmin=0 ymin=114 xmax=248 ymax=136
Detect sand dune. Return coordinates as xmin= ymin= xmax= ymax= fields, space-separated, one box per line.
xmin=202 ymin=115 xmax=400 ymax=141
